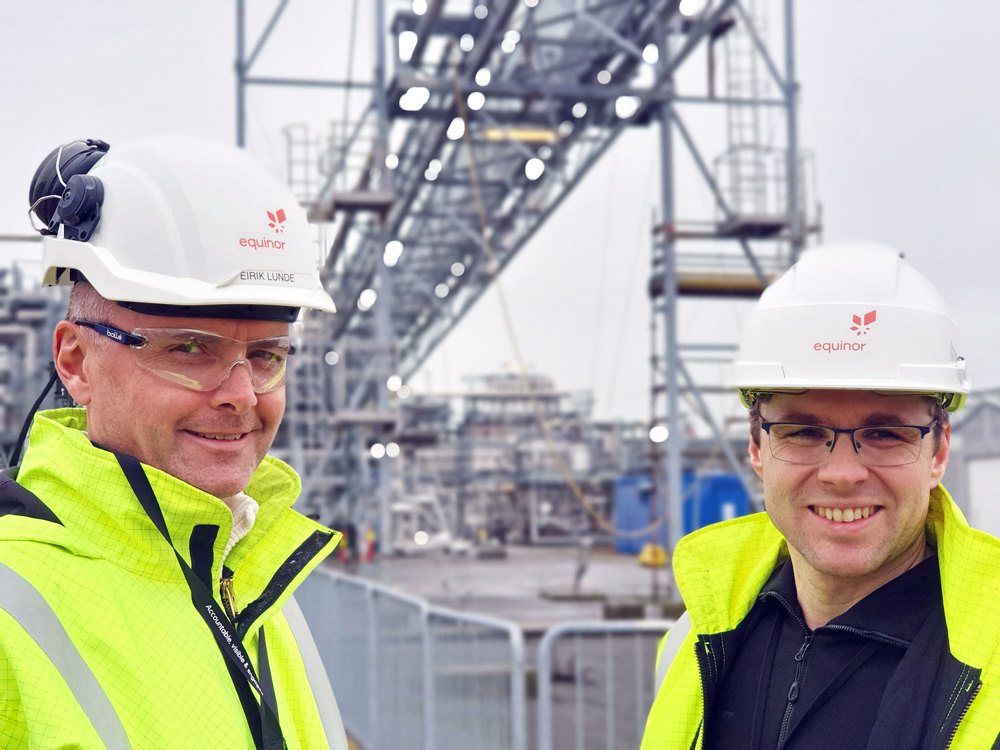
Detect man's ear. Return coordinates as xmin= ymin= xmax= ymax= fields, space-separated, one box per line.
xmin=929 ymin=421 xmax=950 ymax=490
xmin=53 ymin=320 xmax=92 ymax=405
xmin=748 ymin=437 xmax=765 ymax=481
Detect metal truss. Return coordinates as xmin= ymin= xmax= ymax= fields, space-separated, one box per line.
xmin=649 ymin=0 xmax=820 ymax=552
xmin=235 ymin=0 xmax=819 ymax=552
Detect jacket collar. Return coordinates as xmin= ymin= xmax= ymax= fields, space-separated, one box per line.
xmin=759 ymin=554 xmax=940 ymax=643
xmin=8 ymin=408 xmax=338 ymax=614
xmin=673 ymin=510 xmax=788 ymax=635
xmin=927 ymin=484 xmax=1000 ymax=671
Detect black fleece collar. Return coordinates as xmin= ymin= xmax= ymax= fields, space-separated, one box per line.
xmin=759 ymin=552 xmax=941 ymax=642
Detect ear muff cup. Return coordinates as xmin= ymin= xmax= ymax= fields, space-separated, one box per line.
xmin=28 ymin=139 xmax=110 ymax=234
xmin=51 ymin=174 xmax=105 ymax=242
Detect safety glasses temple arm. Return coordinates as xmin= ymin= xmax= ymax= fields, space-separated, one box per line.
xmin=73 ymin=320 xmax=146 ymax=348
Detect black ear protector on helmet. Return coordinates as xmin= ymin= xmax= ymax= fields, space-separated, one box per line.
xmin=28 ymin=139 xmax=110 ymax=242
xmin=11 ymin=139 xmax=111 ymax=467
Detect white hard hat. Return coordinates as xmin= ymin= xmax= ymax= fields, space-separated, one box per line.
xmin=732 ymin=241 xmax=969 ymax=412
xmin=29 ymin=136 xmax=336 ymax=322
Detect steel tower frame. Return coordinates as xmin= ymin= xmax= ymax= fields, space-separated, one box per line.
xmin=649 ymin=0 xmax=817 ymax=554
xmin=233 ymin=0 xmax=818 ymax=553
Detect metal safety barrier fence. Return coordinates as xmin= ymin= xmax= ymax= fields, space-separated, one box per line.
xmin=536 ymin=621 xmax=669 ymax=750
xmin=297 ymin=567 xmax=527 ymax=750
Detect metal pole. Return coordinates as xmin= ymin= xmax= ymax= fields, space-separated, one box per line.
xmin=422 ymin=610 xmax=435 ymax=750
xmin=368 ymin=589 xmax=380 ymax=750
xmin=648 ymin=231 xmax=661 ymax=599
xmin=235 ymin=0 xmax=246 ymax=147
xmin=373 ymin=0 xmax=396 ymax=552
xmin=529 ymin=485 xmax=539 ymax=544
xmin=657 ymin=40 xmax=686 ymax=562
xmin=373 ymin=0 xmax=392 ymax=196
xmin=784 ymin=0 xmax=803 ymax=259
xmin=509 ymin=624 xmax=527 ymax=750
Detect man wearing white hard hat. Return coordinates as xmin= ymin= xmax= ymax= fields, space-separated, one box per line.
xmin=642 ymin=244 xmax=1000 ymax=748
xmin=0 ymin=137 xmax=346 ymax=748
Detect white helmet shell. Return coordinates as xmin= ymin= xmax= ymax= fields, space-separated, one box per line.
xmin=732 ymin=242 xmax=969 ymax=411
xmin=40 ymin=136 xmax=336 ymax=317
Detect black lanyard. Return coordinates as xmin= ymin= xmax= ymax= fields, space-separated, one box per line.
xmin=116 ymin=452 xmax=285 ymax=749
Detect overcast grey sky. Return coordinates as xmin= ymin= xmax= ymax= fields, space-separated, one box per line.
xmin=3 ymin=0 xmax=999 ymax=426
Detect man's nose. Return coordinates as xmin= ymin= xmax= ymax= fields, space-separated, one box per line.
xmin=210 ymin=359 xmax=259 ymax=411
xmin=817 ymin=431 xmax=869 ymax=483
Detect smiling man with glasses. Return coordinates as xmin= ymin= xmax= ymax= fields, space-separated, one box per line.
xmin=0 ymin=136 xmax=349 ymax=749
xmin=642 ymin=243 xmax=1000 ymax=749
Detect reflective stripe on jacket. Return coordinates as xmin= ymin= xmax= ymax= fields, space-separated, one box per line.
xmin=0 ymin=408 xmax=345 ymax=749
xmin=641 ymin=485 xmax=1000 ymax=749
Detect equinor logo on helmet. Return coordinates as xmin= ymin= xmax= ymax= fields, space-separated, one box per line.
xmin=849 ymin=309 xmax=877 ymax=336
xmin=238 ymin=209 xmax=288 ymax=252
xmin=812 ymin=309 xmax=878 ymax=353
xmin=267 ymin=209 xmax=286 ymax=234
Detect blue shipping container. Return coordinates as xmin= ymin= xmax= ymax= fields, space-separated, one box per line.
xmin=613 ymin=473 xmax=751 ymax=554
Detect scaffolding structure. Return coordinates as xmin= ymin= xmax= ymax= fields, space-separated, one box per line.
xmin=0 ymin=265 xmax=70 ymax=462
xmin=392 ymin=371 xmax=649 ymax=549
xmin=234 ymin=0 xmax=820 ymax=555
xmin=646 ymin=0 xmax=820 ymax=551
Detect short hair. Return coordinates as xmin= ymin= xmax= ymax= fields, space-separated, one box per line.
xmin=65 ymin=283 xmax=117 ymax=348
xmin=748 ymin=393 xmax=949 ymax=452
xmin=66 ymin=282 xmax=115 ymax=322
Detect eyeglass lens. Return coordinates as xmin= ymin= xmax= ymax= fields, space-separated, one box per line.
xmin=131 ymin=328 xmax=291 ymax=393
xmin=766 ymin=424 xmax=929 ymax=467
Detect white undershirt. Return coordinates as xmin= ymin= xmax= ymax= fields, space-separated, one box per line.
xmin=220 ymin=492 xmax=259 ymax=563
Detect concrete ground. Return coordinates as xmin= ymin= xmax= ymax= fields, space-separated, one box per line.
xmin=327 ymin=544 xmax=678 ymax=630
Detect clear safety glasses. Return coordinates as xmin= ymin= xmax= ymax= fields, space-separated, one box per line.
xmin=74 ymin=320 xmax=294 ymax=394
xmin=760 ymin=421 xmax=938 ymax=468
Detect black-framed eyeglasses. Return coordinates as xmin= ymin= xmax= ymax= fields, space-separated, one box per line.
xmin=760 ymin=420 xmax=939 ymax=467
xmin=74 ymin=319 xmax=294 ymax=394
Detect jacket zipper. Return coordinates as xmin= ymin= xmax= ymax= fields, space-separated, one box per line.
xmin=823 ymin=624 xmax=910 ymax=649
xmin=775 ymin=633 xmax=812 ymax=748
xmin=219 ymin=575 xmax=238 ymax=621
xmin=693 ymin=637 xmax=712 ymax=750
xmin=230 ymin=529 xmax=334 ymax=635
xmin=945 ymin=681 xmax=981 ymax=749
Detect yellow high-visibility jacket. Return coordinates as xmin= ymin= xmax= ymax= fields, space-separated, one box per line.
xmin=642 ymin=486 xmax=1000 ymax=749
xmin=0 ymin=408 xmax=343 ymax=749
